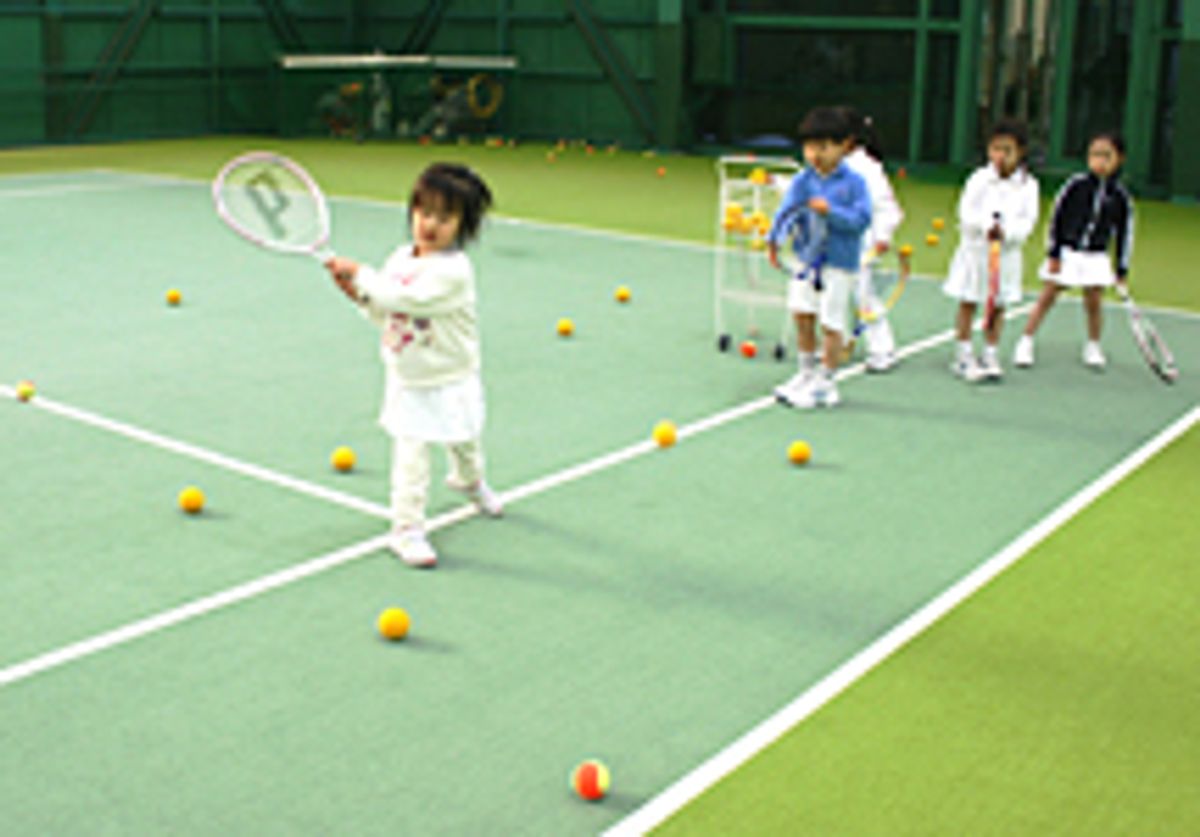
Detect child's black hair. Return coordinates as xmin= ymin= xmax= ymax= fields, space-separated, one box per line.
xmin=989 ymin=116 xmax=1029 ymax=150
xmin=409 ymin=162 xmax=493 ymax=244
xmin=797 ymin=106 xmax=853 ymax=143
xmin=837 ymin=105 xmax=885 ymax=162
xmin=1088 ymin=129 xmax=1126 ymax=156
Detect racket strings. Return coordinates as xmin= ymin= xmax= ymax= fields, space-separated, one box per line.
xmin=215 ymin=159 xmax=329 ymax=254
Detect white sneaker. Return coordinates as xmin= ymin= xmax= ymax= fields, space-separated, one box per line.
xmin=388 ymin=526 xmax=437 ymax=568
xmin=951 ymin=355 xmax=984 ymax=382
xmin=1013 ymin=335 xmax=1035 ymax=368
xmin=811 ymin=379 xmax=841 ymax=408
xmin=980 ymin=351 xmax=1004 ymax=381
xmin=449 ymin=479 xmax=504 ymax=517
xmin=865 ymin=351 xmax=896 ymax=373
xmin=773 ymin=371 xmax=812 ymax=406
xmin=1082 ymin=341 xmax=1107 ymax=369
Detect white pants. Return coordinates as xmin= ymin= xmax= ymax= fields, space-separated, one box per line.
xmin=854 ymin=268 xmax=897 ymax=356
xmin=786 ymin=265 xmax=853 ymax=335
xmin=390 ymin=435 xmax=485 ymax=529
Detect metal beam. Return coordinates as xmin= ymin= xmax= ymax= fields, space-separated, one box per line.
xmin=257 ymin=0 xmax=306 ymax=52
xmin=907 ymin=0 xmax=931 ymax=163
xmin=66 ymin=0 xmax=161 ymax=138
xmin=950 ymin=0 xmax=983 ymax=164
xmin=564 ymin=0 xmax=656 ymax=144
xmin=1046 ymin=0 xmax=1078 ymax=164
xmin=401 ymin=0 xmax=449 ymax=55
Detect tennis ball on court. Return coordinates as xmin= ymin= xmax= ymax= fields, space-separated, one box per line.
xmin=656 ymin=166 xmax=666 ymax=177
xmin=931 ymin=217 xmax=946 ymax=231
xmin=614 ymin=285 xmax=632 ymax=303
xmin=178 ymin=485 xmax=205 ymax=514
xmin=377 ymin=607 xmax=411 ymax=641
xmin=571 ymin=759 xmax=611 ymax=802
xmin=787 ymin=440 xmax=812 ymax=466
xmin=897 ymin=166 xmax=908 ymax=179
xmin=749 ymin=236 xmax=766 ymax=251
xmin=556 ymin=317 xmax=575 ymax=337
xmin=330 ymin=445 xmax=356 ymax=472
xmin=165 ymin=288 xmax=182 ymax=306
xmin=652 ymin=420 xmax=677 ymax=448
xmin=15 ymin=379 xmax=36 ymax=402
xmin=898 ymin=243 xmax=914 ymax=257
xmin=925 ymin=233 xmax=940 ymax=247
xmin=740 ymin=340 xmax=758 ymax=358
xmin=546 ymin=152 xmax=557 ymax=163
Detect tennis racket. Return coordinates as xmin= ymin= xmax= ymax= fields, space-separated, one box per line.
xmin=842 ymin=246 xmax=911 ymax=361
xmin=213 ymin=151 xmax=334 ymax=262
xmin=1116 ymin=285 xmax=1179 ymax=383
xmin=774 ymin=207 xmax=828 ymax=290
xmin=983 ymin=213 xmax=1002 ymax=332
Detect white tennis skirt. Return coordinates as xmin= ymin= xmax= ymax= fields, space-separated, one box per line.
xmin=1038 ymin=248 xmax=1115 ymax=287
xmin=379 ymin=372 xmax=485 ymax=443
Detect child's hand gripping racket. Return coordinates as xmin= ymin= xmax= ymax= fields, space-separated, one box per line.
xmin=1115 ymin=284 xmax=1179 ymax=383
xmin=213 ymin=151 xmax=335 ymax=264
xmin=842 ymin=244 xmax=912 ymax=362
xmin=983 ymin=212 xmax=1002 ymax=332
xmin=769 ymin=204 xmax=828 ymax=290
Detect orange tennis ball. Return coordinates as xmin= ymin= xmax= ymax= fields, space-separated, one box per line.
xmin=740 ymin=340 xmax=758 ymax=358
xmin=178 ymin=485 xmax=205 ymax=514
xmin=165 ymin=288 xmax=182 ymax=306
xmin=656 ymin=166 xmax=666 ymax=177
xmin=15 ymin=380 xmax=36 ymax=402
xmin=330 ymin=446 xmax=356 ymax=472
xmin=571 ymin=759 xmax=611 ymax=802
xmin=925 ymin=233 xmax=940 ymax=247
xmin=614 ymin=285 xmax=632 ymax=303
xmin=652 ymin=420 xmax=677 ymax=448
xmin=931 ymin=217 xmax=946 ymax=231
xmin=377 ymin=607 xmax=411 ymax=641
xmin=787 ymin=440 xmax=812 ymax=465
xmin=556 ymin=317 xmax=575 ymax=337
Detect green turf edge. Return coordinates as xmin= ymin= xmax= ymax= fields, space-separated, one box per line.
xmin=654 ymin=424 xmax=1200 ymax=836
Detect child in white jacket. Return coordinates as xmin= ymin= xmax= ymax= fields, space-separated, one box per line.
xmin=326 ymin=163 xmax=502 ymax=568
xmin=943 ymin=118 xmax=1040 ymax=382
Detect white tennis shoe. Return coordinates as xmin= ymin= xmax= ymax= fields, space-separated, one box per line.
xmin=773 ymin=371 xmax=813 ymax=406
xmin=449 ymin=479 xmax=505 ymax=517
xmin=1013 ymin=335 xmax=1035 ymax=368
xmin=1082 ymin=341 xmax=1107 ymax=369
xmin=980 ymin=349 xmax=1004 ymax=381
xmin=951 ymin=355 xmax=984 ymax=382
xmin=389 ymin=526 xmax=437 ymax=568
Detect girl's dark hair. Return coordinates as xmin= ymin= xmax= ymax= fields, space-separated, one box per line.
xmin=990 ymin=117 xmax=1029 ymax=149
xmin=837 ymin=105 xmax=885 ymax=162
xmin=409 ymin=162 xmax=493 ymax=243
xmin=797 ymin=106 xmax=852 ymax=143
xmin=1089 ymin=129 xmax=1126 ymax=156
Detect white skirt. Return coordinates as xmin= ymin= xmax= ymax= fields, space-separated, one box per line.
xmin=942 ymin=242 xmax=1024 ymax=305
xmin=1038 ymin=248 xmax=1115 ymax=287
xmin=379 ymin=371 xmax=485 ymax=443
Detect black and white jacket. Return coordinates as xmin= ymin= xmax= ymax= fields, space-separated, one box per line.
xmin=1046 ymin=171 xmax=1135 ymax=278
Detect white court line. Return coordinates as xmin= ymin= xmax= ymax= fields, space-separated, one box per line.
xmin=0 ymin=305 xmax=1031 ymax=690
xmin=605 ymin=402 xmax=1200 ymax=837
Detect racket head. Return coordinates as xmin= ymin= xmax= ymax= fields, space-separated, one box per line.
xmin=213 ymin=151 xmax=332 ymax=259
xmin=1120 ymin=289 xmax=1180 ymax=383
xmin=775 ymin=208 xmax=827 ymax=278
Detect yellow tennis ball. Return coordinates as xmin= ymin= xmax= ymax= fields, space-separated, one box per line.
xmin=165 ymin=288 xmax=182 ymax=306
xmin=178 ymin=485 xmax=205 ymax=514
xmin=749 ymin=237 xmax=765 ymax=251
xmin=898 ymin=243 xmax=914 ymax=257
xmin=15 ymin=379 xmax=36 ymax=402
xmin=614 ymin=285 xmax=632 ymax=303
xmin=925 ymin=233 xmax=940 ymax=247
xmin=931 ymin=216 xmax=946 ymax=231
xmin=557 ymin=317 xmax=575 ymax=337
xmin=724 ymin=202 xmax=744 ymax=218
xmin=787 ymin=440 xmax=812 ymax=465
xmin=571 ymin=759 xmax=611 ymax=802
xmin=330 ymin=446 xmax=356 ymax=472
xmin=377 ymin=607 xmax=411 ymax=641
xmin=652 ymin=420 xmax=677 ymax=448
xmin=749 ymin=167 xmax=769 ymax=185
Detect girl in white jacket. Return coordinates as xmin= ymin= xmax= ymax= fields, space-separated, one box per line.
xmin=943 ymin=118 xmax=1040 ymax=382
xmin=326 ymin=163 xmax=502 ymax=568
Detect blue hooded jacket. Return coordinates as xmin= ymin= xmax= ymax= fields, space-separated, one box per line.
xmin=767 ymin=163 xmax=871 ymax=271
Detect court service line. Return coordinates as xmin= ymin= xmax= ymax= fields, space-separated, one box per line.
xmin=0 ymin=307 xmax=1029 ymax=690
xmin=604 ymin=402 xmax=1200 ymax=837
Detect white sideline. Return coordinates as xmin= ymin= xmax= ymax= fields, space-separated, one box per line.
xmin=603 ymin=403 xmax=1200 ymax=837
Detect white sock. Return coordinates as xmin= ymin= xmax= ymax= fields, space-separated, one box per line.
xmin=957 ymin=340 xmax=974 ymax=360
xmin=798 ymin=351 xmax=817 ymax=373
xmin=983 ymin=344 xmax=999 ymax=362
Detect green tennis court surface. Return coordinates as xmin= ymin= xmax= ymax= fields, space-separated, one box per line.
xmin=2 ymin=170 xmax=1197 ymax=834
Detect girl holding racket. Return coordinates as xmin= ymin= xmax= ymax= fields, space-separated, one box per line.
xmin=943 ymin=118 xmax=1040 ymax=382
xmin=1013 ymin=131 xmax=1134 ymax=371
xmin=326 ymin=163 xmax=502 ymax=568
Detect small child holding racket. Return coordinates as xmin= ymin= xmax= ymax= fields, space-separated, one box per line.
xmin=325 ymin=163 xmax=502 ymax=568
xmin=768 ymin=106 xmax=871 ymax=408
xmin=943 ymin=117 xmax=1040 ymax=382
xmin=1013 ymin=131 xmax=1134 ymax=370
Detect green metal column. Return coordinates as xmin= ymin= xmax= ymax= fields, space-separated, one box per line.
xmin=907 ymin=0 xmax=930 ymax=163
xmin=655 ymin=0 xmax=683 ymax=148
xmin=950 ymin=0 xmax=983 ymax=165
xmin=1172 ymin=0 xmax=1200 ymax=199
xmin=1046 ymin=0 xmax=1078 ymax=164
xmin=1122 ymin=0 xmax=1161 ymax=189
